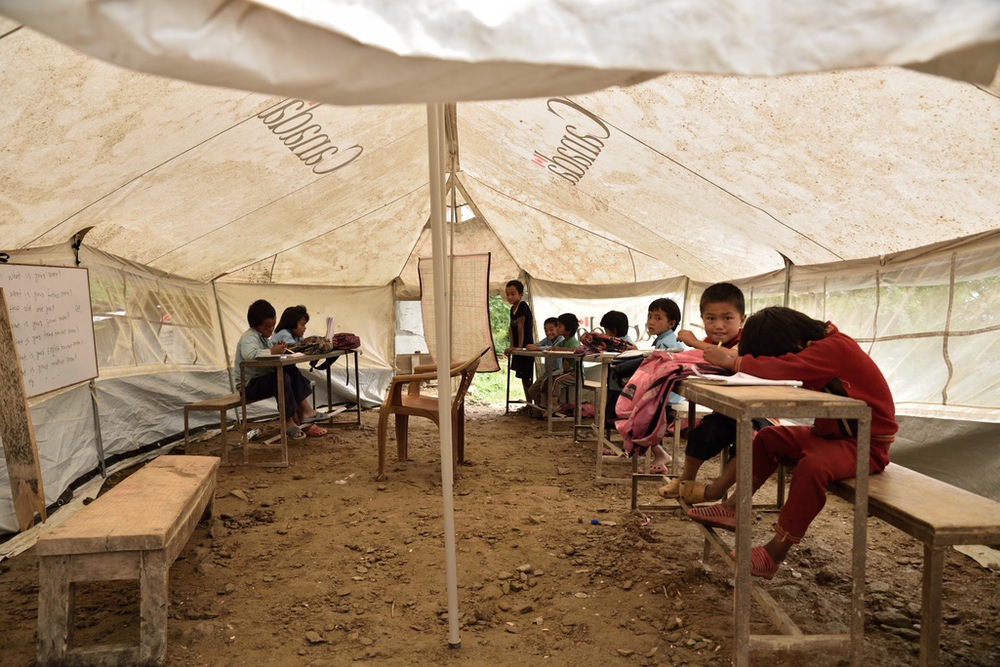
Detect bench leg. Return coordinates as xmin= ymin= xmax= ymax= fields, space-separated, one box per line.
xmin=139 ymin=550 xmax=169 ymax=665
xmin=183 ymin=408 xmax=190 ymax=448
xmin=920 ymin=545 xmax=944 ymax=667
xmin=37 ymin=555 xmax=74 ymax=665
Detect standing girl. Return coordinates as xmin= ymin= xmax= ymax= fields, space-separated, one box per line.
xmin=503 ymin=280 xmax=535 ymax=405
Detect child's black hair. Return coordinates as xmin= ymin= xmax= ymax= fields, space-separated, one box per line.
xmin=543 ymin=316 xmax=559 ymax=327
xmin=276 ymin=304 xmax=309 ymax=334
xmin=247 ymin=299 xmax=276 ymax=327
xmin=506 ymin=279 xmax=524 ymax=294
xmin=739 ymin=306 xmax=827 ymax=357
xmin=600 ymin=310 xmax=629 ymax=338
xmin=557 ymin=312 xmax=580 ymax=336
xmin=648 ymin=298 xmax=681 ymax=331
xmin=700 ymin=282 xmax=745 ymax=316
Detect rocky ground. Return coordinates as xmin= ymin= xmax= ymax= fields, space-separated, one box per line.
xmin=1 ymin=403 xmax=998 ymax=666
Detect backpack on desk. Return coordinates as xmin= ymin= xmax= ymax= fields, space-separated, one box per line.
xmin=289 ymin=336 xmax=333 ymax=355
xmin=575 ymin=332 xmax=631 ymax=355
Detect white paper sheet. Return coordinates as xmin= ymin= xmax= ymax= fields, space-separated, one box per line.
xmin=691 ymin=371 xmax=803 ymax=387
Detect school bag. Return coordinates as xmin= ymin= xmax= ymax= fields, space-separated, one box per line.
xmin=330 ymin=332 xmax=361 ymax=350
xmin=289 ymin=335 xmax=333 ymax=355
xmin=289 ymin=333 xmax=361 ymax=371
xmin=574 ymin=332 xmax=632 ymax=355
xmin=614 ymin=349 xmax=715 ymax=457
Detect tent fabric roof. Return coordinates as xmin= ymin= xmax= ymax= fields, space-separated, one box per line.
xmin=3 ymin=0 xmax=999 ymax=104
xmin=1 ymin=19 xmax=997 ymax=289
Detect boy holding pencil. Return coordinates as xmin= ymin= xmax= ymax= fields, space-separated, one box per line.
xmin=658 ymin=283 xmax=771 ymax=501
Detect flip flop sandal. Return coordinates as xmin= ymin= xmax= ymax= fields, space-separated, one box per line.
xmin=687 ymin=504 xmax=736 ymax=531
xmin=300 ymin=414 xmax=328 ymax=424
xmin=286 ymin=426 xmax=306 ymax=440
xmin=658 ymin=477 xmax=682 ymax=498
xmin=303 ymin=424 xmax=327 ymax=438
xmin=678 ymin=480 xmax=708 ymax=504
xmin=730 ymin=546 xmax=781 ymax=580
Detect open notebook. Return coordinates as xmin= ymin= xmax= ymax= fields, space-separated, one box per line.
xmin=690 ymin=370 xmax=803 ymax=387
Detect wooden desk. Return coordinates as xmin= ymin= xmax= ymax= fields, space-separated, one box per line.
xmin=578 ymin=352 xmax=630 ymax=482
xmin=239 ymin=349 xmax=361 ymax=467
xmin=506 ymin=349 xmax=578 ymax=434
xmin=676 ymin=381 xmax=872 ymax=667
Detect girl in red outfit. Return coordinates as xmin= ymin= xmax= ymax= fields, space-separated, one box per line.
xmin=693 ymin=306 xmax=897 ymax=579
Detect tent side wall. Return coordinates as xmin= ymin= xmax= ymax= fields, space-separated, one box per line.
xmin=3 ymin=231 xmax=999 ymax=531
xmin=0 ymin=246 xmax=395 ymax=532
xmin=213 ymin=281 xmax=393 ymax=408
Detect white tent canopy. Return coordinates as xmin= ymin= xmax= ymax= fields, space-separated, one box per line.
xmin=1 ymin=2 xmax=998 ymax=526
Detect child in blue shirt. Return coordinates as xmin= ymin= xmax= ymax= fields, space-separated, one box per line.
xmin=527 ymin=313 xmax=579 ymax=409
xmin=527 ymin=317 xmax=564 ymax=351
xmin=235 ymin=300 xmax=325 ymax=439
xmin=608 ymin=298 xmax=683 ymax=473
xmin=271 ymin=304 xmax=309 ymax=345
xmin=647 ymin=298 xmax=682 ymax=350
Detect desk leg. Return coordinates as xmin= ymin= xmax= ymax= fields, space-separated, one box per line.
xmin=353 ymin=351 xmax=362 ymax=425
xmin=573 ymin=361 xmax=583 ymax=441
xmin=734 ymin=417 xmax=753 ymax=667
xmin=595 ymin=363 xmax=609 ymax=481
xmin=240 ymin=368 xmax=249 ymax=465
xmin=851 ymin=417 xmax=871 ymax=666
xmin=325 ymin=357 xmax=333 ymax=416
xmin=546 ymin=377 xmax=555 ymax=434
xmin=505 ymin=353 xmax=512 ymax=414
xmin=277 ymin=367 xmax=288 ymax=467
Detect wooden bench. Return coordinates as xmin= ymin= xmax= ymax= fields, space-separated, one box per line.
xmin=183 ymin=393 xmax=243 ymax=465
xmin=829 ymin=463 xmax=1000 ymax=667
xmin=36 ymin=455 xmax=220 ymax=666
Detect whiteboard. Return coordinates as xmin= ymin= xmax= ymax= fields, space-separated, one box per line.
xmin=0 ymin=264 xmax=98 ymax=397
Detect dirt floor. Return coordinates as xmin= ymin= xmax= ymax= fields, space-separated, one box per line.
xmin=2 ymin=402 xmax=999 ymax=666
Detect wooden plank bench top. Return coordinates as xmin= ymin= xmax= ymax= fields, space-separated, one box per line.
xmin=183 ymin=394 xmax=247 ymax=465
xmin=36 ymin=455 xmax=220 ymax=666
xmin=829 ymin=462 xmax=1000 ymax=666
xmin=185 ymin=393 xmax=242 ymax=410
xmin=37 ymin=455 xmax=219 ymax=557
xmin=829 ymin=463 xmax=1000 ymax=547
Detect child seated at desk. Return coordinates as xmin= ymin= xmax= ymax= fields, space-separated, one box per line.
xmin=526 ymin=312 xmax=579 ymax=410
xmin=272 ymin=304 xmax=309 ymax=345
xmin=599 ymin=310 xmax=635 ymax=347
xmin=608 ymin=298 xmax=682 ymax=473
xmin=525 ymin=317 xmax=563 ymax=351
xmin=658 ymin=282 xmax=771 ymax=500
xmin=235 ymin=300 xmax=326 ymax=440
xmin=689 ymin=306 xmax=897 ymax=579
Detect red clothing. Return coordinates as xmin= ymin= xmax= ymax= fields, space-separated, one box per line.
xmin=733 ymin=322 xmax=897 ymax=449
xmin=753 ymin=426 xmax=888 ymax=541
xmin=735 ymin=322 xmax=898 ymax=542
xmin=703 ymin=330 xmax=741 ymax=349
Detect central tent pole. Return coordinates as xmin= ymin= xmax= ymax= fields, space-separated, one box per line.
xmin=427 ymin=102 xmax=461 ymax=648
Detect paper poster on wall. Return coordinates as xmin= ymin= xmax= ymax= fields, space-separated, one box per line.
xmin=0 ymin=264 xmax=99 ymax=397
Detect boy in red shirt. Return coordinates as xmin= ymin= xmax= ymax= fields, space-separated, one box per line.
xmin=692 ymin=306 xmax=897 ymax=579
